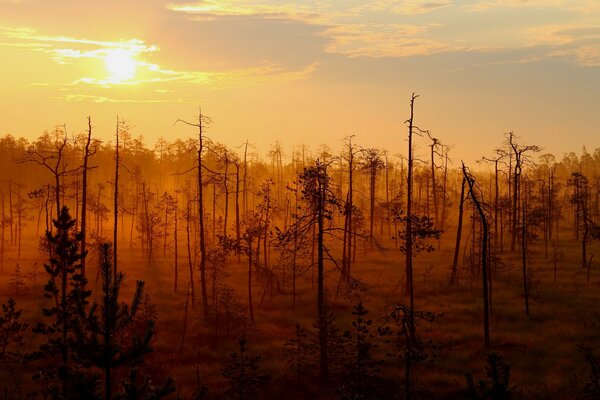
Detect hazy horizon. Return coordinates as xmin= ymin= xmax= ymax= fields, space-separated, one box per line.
xmin=1 ymin=0 xmax=598 ymax=162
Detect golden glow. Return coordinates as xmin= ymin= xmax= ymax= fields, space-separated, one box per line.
xmin=103 ymin=49 xmax=137 ymax=83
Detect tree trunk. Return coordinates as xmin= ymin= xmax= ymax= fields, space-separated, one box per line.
xmin=522 ymin=204 xmax=529 ymax=316
xmin=113 ymin=116 xmax=119 ymax=276
xmin=463 ymin=166 xmax=490 ymax=350
xmin=450 ymin=177 xmax=466 ymax=285
xmin=197 ymin=112 xmax=209 ymax=320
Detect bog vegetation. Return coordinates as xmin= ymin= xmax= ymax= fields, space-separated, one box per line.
xmin=0 ymin=96 xmax=599 ymax=399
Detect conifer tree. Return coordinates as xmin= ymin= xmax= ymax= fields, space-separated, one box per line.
xmin=221 ymin=338 xmax=271 ymax=400
xmin=0 ymin=297 xmax=29 ymax=395
xmin=284 ymin=324 xmax=311 ymax=383
xmin=338 ymin=303 xmax=382 ymax=400
xmin=76 ymin=242 xmax=173 ymax=400
xmin=32 ymin=206 xmax=91 ymax=400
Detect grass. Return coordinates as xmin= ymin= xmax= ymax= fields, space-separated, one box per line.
xmin=1 ymin=228 xmax=600 ymax=399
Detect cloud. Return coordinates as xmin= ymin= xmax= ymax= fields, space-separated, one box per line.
xmin=0 ymin=24 xmax=319 ymax=90
xmin=350 ymin=0 xmax=452 ymax=15
xmin=167 ymin=1 xmax=457 ymax=59
xmin=527 ymin=24 xmax=600 ymax=66
xmin=322 ymin=23 xmax=454 ymax=58
xmin=166 ymin=1 xmax=324 ymax=23
xmin=465 ymin=0 xmax=600 ymax=13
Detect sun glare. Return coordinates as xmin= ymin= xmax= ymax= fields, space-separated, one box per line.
xmin=103 ymin=49 xmax=137 ymax=83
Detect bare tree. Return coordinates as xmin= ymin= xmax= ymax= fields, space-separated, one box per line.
xmin=507 ymin=132 xmax=540 ymax=251
xmin=176 ymin=110 xmax=212 ymax=320
xmin=450 ymin=176 xmax=466 ymax=286
xmin=463 ymin=163 xmax=491 ymax=350
xmin=19 ymin=126 xmax=82 ymax=221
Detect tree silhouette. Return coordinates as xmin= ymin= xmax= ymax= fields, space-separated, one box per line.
xmin=75 ymin=242 xmax=173 ymax=400
xmin=338 ymin=302 xmax=383 ymax=400
xmin=32 ymin=206 xmax=91 ymax=399
xmin=221 ymin=338 xmax=271 ymax=400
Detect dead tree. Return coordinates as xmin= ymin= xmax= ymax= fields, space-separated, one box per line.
xmin=238 ymin=211 xmax=263 ymax=324
xmin=113 ymin=116 xmax=122 ymax=276
xmin=569 ymin=172 xmax=595 ymax=270
xmin=176 ymin=110 xmax=212 ymax=320
xmin=222 ymin=150 xmax=230 ymax=238
xmin=233 ymin=157 xmax=242 ymax=256
xmin=507 ymin=132 xmax=540 ymax=252
xmin=298 ymin=160 xmax=339 ymax=384
xmin=450 ymin=176 xmax=466 ymax=285
xmin=539 ymin=154 xmax=557 ymax=258
xmin=80 ymin=117 xmax=95 ymax=279
xmin=405 ymin=94 xmax=418 ymax=328
xmin=19 ymin=126 xmax=82 ymax=221
xmin=185 ymin=195 xmax=195 ymax=304
xmin=340 ymin=135 xmax=360 ymax=290
xmin=361 ymin=148 xmax=384 ymax=249
xmin=480 ymin=150 xmax=507 ymax=251
xmin=427 ymin=134 xmax=441 ymax=226
xmin=463 ymin=163 xmax=491 ymax=350
xmin=522 ymin=202 xmax=529 ymax=316
xmin=439 ymin=145 xmax=451 ymax=233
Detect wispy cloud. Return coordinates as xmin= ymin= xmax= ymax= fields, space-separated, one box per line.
xmin=526 ymin=24 xmax=600 ymax=66
xmin=168 ymin=1 xmax=457 ymax=59
xmin=166 ymin=1 xmax=324 ymax=23
xmin=322 ymin=23 xmax=454 ymax=57
xmin=350 ymin=0 xmax=452 ymax=15
xmin=465 ymin=0 xmax=600 ymax=13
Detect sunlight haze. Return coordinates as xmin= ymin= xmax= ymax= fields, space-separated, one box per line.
xmin=0 ymin=0 xmax=598 ymax=161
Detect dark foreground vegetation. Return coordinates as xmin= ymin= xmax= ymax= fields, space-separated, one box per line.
xmin=1 ymin=96 xmax=600 ymax=399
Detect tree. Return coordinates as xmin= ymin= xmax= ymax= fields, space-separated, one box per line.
xmin=32 ymin=206 xmax=91 ymax=400
xmin=338 ymin=303 xmax=383 ymax=400
xmin=298 ymin=160 xmax=339 ymax=383
xmin=176 ymin=110 xmax=211 ymax=321
xmin=0 ymin=297 xmax=29 ymax=396
xmin=235 ymin=211 xmax=264 ymax=324
xmin=465 ymin=353 xmax=516 ymax=400
xmin=76 ymin=242 xmax=172 ymax=400
xmin=361 ymin=148 xmax=384 ymax=249
xmin=80 ymin=117 xmax=95 ymax=280
xmin=8 ymin=263 xmax=27 ymax=296
xmin=480 ymin=150 xmax=507 ymax=251
xmin=380 ymin=303 xmax=437 ymax=400
xmin=20 ymin=127 xmax=82 ymax=221
xmin=450 ymin=176 xmax=466 ymax=285
xmin=113 ymin=116 xmax=124 ymax=277
xmin=463 ymin=164 xmax=491 ymax=349
xmin=221 ymin=338 xmax=271 ymax=400
xmin=506 ymin=132 xmax=540 ymax=252
xmin=283 ymin=324 xmax=312 ymax=383
xmin=404 ymin=93 xmax=417 ymax=331
xmin=426 ymin=134 xmax=441 ymax=226
xmin=569 ymin=172 xmax=599 ymax=270
xmin=340 ymin=136 xmax=359 ymax=290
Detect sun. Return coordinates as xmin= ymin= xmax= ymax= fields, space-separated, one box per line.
xmin=103 ymin=49 xmax=137 ymax=83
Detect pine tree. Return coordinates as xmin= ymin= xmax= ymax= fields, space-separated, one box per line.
xmin=76 ymin=242 xmax=173 ymax=400
xmin=0 ymin=297 xmax=29 ymax=395
xmin=221 ymin=338 xmax=271 ymax=400
xmin=116 ymin=368 xmax=175 ymax=400
xmin=283 ymin=324 xmax=311 ymax=383
xmin=0 ymin=297 xmax=28 ymax=363
xmin=465 ymin=353 xmax=516 ymax=400
xmin=32 ymin=206 xmax=92 ymax=400
xmin=309 ymin=301 xmax=350 ymax=378
xmin=338 ymin=303 xmax=383 ymax=400
xmin=8 ymin=263 xmax=27 ymax=297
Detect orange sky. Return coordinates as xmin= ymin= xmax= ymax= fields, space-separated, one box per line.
xmin=0 ymin=0 xmax=598 ymax=163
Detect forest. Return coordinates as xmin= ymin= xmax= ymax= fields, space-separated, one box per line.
xmin=1 ymin=96 xmax=600 ymax=400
